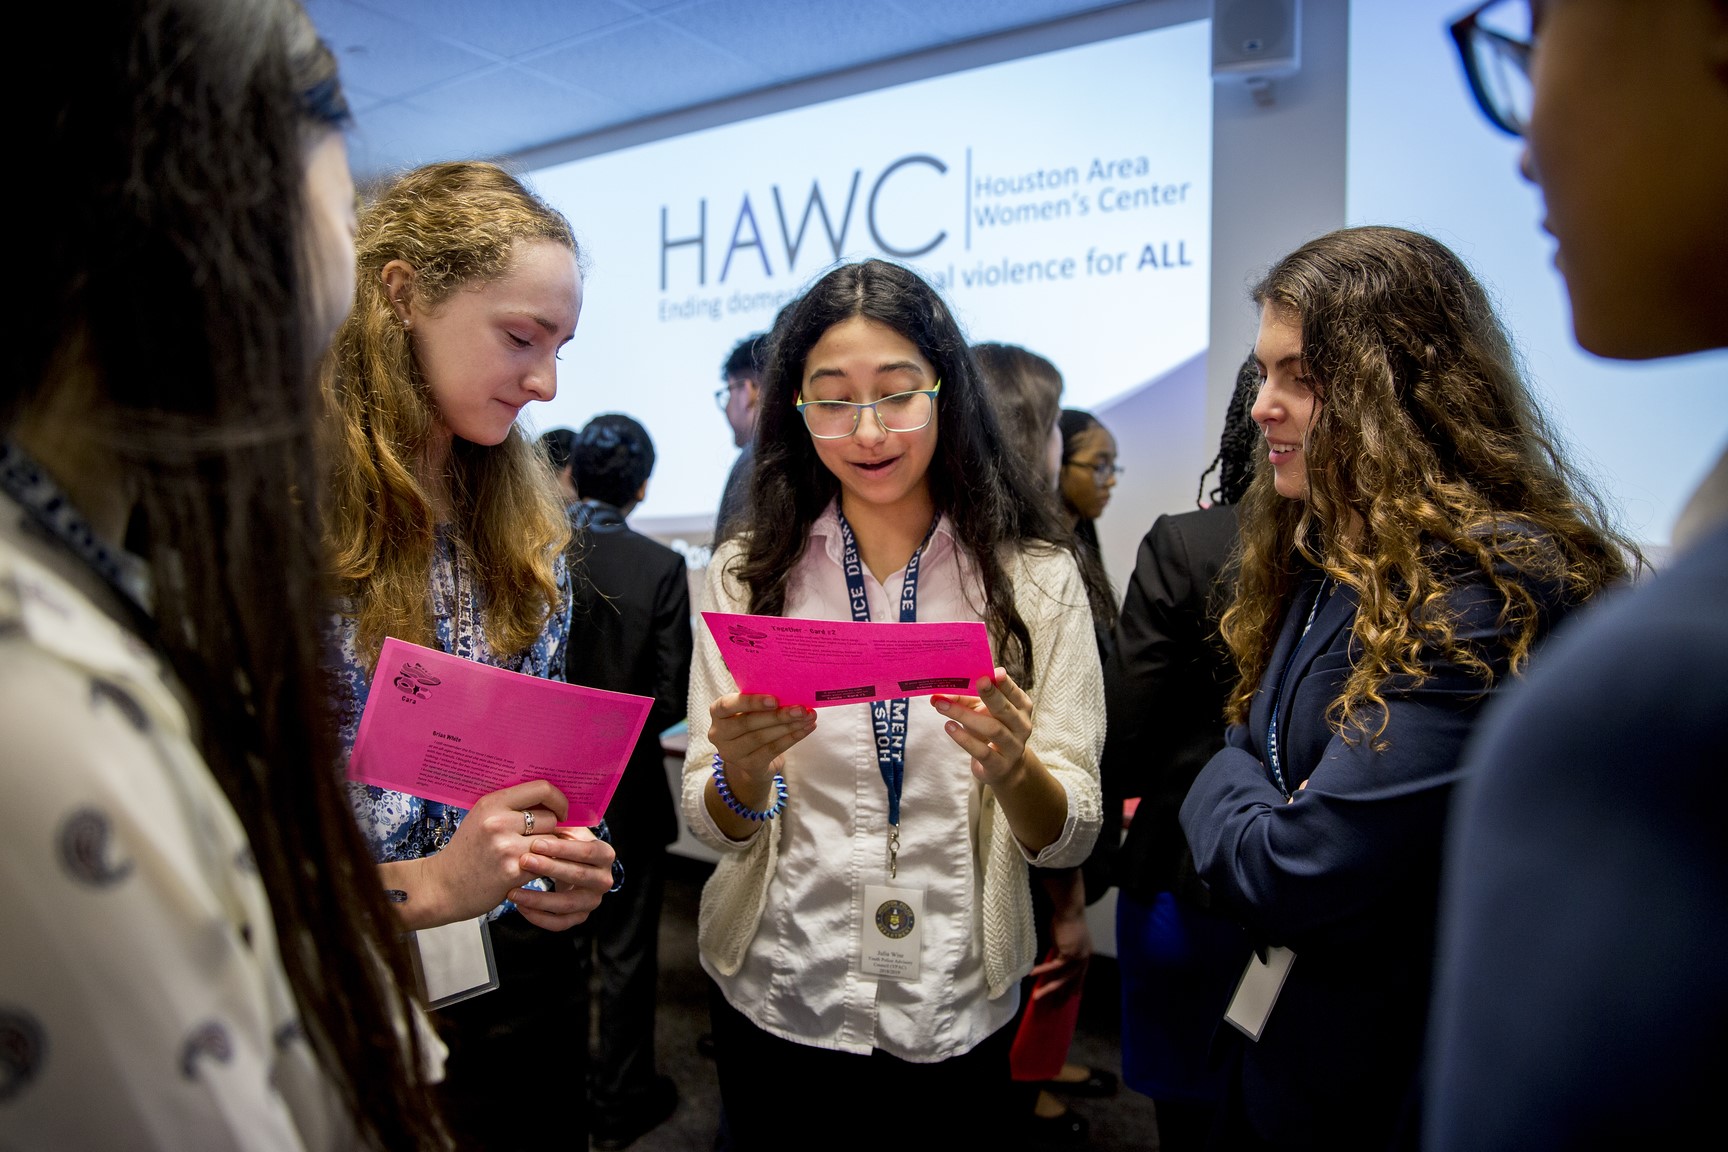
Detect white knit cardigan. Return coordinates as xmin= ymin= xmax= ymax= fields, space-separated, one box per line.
xmin=680 ymin=532 xmax=1105 ymax=1000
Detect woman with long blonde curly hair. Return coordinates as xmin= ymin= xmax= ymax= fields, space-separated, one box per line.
xmin=1177 ymin=225 xmax=1634 ymax=1150
xmin=323 ymin=159 xmax=618 ymax=1147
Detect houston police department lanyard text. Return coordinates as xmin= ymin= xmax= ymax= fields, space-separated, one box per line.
xmin=1266 ymin=575 xmax=1330 ymax=798
xmin=837 ymin=510 xmax=939 ymax=880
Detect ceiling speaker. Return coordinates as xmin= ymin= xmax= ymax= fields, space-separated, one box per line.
xmin=1212 ymin=0 xmax=1301 ymax=79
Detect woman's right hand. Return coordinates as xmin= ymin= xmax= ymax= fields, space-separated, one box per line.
xmin=704 ymin=693 xmax=816 ymax=838
xmin=380 ymin=779 xmax=574 ymax=930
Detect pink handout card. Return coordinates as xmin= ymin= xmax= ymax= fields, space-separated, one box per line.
xmin=700 ymin=611 xmax=995 ymax=709
xmin=348 ymin=636 xmax=654 ymax=825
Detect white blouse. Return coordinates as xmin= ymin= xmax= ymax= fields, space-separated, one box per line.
xmin=0 ymin=491 xmax=360 ymax=1151
xmin=681 ymin=504 xmax=1104 ymax=1062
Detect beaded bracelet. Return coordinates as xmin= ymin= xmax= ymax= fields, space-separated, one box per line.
xmin=712 ymin=753 xmax=788 ymax=821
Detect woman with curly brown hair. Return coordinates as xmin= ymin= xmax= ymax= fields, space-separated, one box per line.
xmin=1176 ymin=225 xmax=1633 ymax=1150
xmin=323 ymin=159 xmax=618 ymax=1147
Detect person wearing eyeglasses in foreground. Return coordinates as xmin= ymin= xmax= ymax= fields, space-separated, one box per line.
xmin=1426 ymin=2 xmax=1728 ymax=1147
xmin=1177 ymin=224 xmax=1634 ymax=1150
xmin=681 ymin=258 xmax=1104 ymax=1148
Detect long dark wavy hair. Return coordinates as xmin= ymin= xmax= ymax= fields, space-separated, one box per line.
xmin=731 ymin=259 xmax=1072 ymax=686
xmin=972 ymin=341 xmax=1064 ymax=483
xmin=11 ymin=1 xmax=445 ymax=1146
xmin=1221 ymin=226 xmax=1636 ymax=740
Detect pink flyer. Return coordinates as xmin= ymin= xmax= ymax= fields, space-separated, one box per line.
xmin=700 ymin=611 xmax=995 ymax=709
xmin=348 ymin=636 xmax=653 ymax=825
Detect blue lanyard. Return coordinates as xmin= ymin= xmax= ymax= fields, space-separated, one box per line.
xmin=0 ymin=439 xmax=152 ymax=620
xmin=1266 ymin=575 xmax=1329 ymax=797
xmin=836 ymin=509 xmax=938 ymax=878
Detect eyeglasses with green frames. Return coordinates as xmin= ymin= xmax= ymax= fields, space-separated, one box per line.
xmin=795 ymin=381 xmax=941 ymax=440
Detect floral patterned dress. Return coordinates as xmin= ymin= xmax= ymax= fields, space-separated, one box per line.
xmin=332 ymin=528 xmax=574 ymax=917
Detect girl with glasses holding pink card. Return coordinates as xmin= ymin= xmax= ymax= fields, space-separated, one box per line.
xmin=682 ymin=258 xmax=1104 ymax=1147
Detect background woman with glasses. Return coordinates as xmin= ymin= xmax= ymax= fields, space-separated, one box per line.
xmin=1059 ymin=408 xmax=1123 ymax=654
xmin=680 ymin=258 xmax=1104 ymax=1147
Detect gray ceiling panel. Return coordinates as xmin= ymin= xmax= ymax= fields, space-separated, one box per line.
xmin=663 ymin=0 xmax=948 ymax=75
xmin=378 ymin=0 xmax=647 ymax=60
xmin=306 ymin=0 xmax=1152 ymax=180
xmin=394 ymin=67 xmax=634 ymax=167
xmin=529 ymin=19 xmax=774 ymax=117
xmin=304 ymin=1 xmax=496 ymax=98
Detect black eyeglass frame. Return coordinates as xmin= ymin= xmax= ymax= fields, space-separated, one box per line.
xmin=1065 ymin=457 xmax=1124 ymax=483
xmin=1448 ymin=0 xmax=1533 ymax=137
xmin=713 ymin=380 xmax=750 ymax=411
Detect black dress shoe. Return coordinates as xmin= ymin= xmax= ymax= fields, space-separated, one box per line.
xmin=1035 ymin=1066 xmax=1119 ymax=1098
xmin=1029 ymin=1105 xmax=1090 ymax=1146
xmin=592 ymin=1075 xmax=678 ymax=1151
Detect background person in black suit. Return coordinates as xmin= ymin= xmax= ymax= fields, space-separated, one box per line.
xmin=1427 ymin=2 xmax=1728 ymax=1146
xmin=713 ymin=333 xmax=766 ymax=545
xmin=1177 ymin=226 xmax=1633 ymax=1149
xmin=1103 ymin=353 xmax=1258 ymax=1152
xmin=545 ymin=415 xmax=693 ymax=1150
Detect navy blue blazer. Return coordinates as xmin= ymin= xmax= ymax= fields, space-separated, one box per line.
xmin=1179 ymin=555 xmax=1571 ymax=1150
xmin=1426 ymin=518 xmax=1728 ymax=1149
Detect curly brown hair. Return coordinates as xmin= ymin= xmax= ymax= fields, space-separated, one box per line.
xmin=1221 ymin=226 xmax=1637 ymax=742
xmin=324 ymin=160 xmax=575 ymax=665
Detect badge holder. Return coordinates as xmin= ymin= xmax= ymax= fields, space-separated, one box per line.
xmin=407 ymin=916 xmax=499 ymax=1010
xmin=1223 ymin=945 xmax=1295 ymax=1041
xmin=861 ymin=884 xmax=926 ymax=982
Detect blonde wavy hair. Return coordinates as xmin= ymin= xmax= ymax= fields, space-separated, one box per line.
xmin=1222 ymin=226 xmax=1636 ymax=743
xmin=324 ymin=160 xmax=575 ymax=664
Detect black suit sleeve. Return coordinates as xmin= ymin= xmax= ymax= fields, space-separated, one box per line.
xmin=1102 ymin=510 xmax=1238 ymax=899
xmin=1104 ymin=514 xmax=1211 ymax=800
xmin=648 ymin=554 xmax=693 ymax=739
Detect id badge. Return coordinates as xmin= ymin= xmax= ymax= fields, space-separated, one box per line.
xmin=408 ymin=916 xmax=499 ymax=1010
xmin=861 ymin=884 xmax=925 ymax=982
xmin=1223 ymin=945 xmax=1295 ymax=1041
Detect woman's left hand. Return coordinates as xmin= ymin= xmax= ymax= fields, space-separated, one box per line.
xmin=509 ymin=825 xmax=617 ymax=931
xmin=932 ymin=666 xmax=1037 ymax=788
xmin=1031 ymin=868 xmax=1092 ymax=1000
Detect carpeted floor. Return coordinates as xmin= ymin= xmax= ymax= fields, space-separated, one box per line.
xmin=613 ymin=852 xmax=1164 ymax=1151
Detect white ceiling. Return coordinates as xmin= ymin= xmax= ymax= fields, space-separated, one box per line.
xmin=305 ymin=0 xmax=1147 ymax=181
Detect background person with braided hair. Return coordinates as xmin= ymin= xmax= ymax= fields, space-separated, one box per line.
xmin=1101 ymin=352 xmax=1259 ymax=1151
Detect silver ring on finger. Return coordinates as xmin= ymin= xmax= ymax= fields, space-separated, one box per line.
xmin=521 ymin=808 xmax=535 ymax=836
